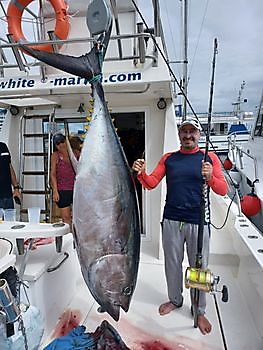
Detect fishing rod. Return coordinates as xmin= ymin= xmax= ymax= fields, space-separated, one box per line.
xmin=184 ymin=38 xmax=228 ymax=350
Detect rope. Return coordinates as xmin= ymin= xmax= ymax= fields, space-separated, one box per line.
xmin=88 ymin=46 xmax=103 ymax=84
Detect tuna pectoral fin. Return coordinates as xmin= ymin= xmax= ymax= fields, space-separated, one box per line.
xmin=66 ymin=138 xmax=78 ymax=173
xmin=88 ymin=254 xmax=134 ymax=321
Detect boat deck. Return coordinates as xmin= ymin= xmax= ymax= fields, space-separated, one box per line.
xmin=40 ymin=245 xmax=262 ymax=350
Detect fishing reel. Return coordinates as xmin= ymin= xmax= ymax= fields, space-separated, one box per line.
xmin=185 ymin=267 xmax=228 ymax=302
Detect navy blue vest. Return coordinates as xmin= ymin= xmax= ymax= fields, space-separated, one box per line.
xmin=0 ymin=142 xmax=12 ymax=198
xmin=163 ymin=150 xmax=212 ymax=224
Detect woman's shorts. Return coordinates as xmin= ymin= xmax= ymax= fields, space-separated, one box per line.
xmin=0 ymin=196 xmax=14 ymax=209
xmin=57 ymin=190 xmax=73 ymax=208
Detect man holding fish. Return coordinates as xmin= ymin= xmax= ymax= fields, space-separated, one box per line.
xmin=132 ymin=118 xmax=228 ymax=335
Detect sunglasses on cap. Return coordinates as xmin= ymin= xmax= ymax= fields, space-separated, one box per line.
xmin=179 ymin=128 xmax=199 ymax=136
xmin=55 ymin=140 xmax=65 ymax=146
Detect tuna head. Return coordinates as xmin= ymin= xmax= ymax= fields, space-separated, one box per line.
xmin=88 ymin=253 xmax=136 ymax=321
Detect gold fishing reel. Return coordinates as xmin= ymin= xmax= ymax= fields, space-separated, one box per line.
xmin=185 ymin=267 xmax=228 ymax=301
xmin=185 ymin=267 xmax=216 ymax=292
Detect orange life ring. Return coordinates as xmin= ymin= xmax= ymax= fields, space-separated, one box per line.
xmin=7 ymin=0 xmax=70 ymax=53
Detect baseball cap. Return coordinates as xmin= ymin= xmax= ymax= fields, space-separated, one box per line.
xmin=179 ymin=118 xmax=201 ymax=131
xmin=53 ymin=133 xmax=66 ymax=145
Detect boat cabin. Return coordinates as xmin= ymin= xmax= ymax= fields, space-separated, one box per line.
xmin=0 ymin=0 xmax=179 ymax=258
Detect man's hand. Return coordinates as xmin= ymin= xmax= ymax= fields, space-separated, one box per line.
xmin=202 ymin=161 xmax=213 ymax=182
xmin=132 ymin=159 xmax=145 ymax=175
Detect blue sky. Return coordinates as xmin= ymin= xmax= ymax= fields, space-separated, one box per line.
xmin=138 ymin=0 xmax=263 ymax=113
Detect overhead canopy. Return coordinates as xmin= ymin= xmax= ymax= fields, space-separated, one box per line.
xmin=228 ymin=123 xmax=249 ymax=135
xmin=42 ymin=0 xmax=136 ymax=17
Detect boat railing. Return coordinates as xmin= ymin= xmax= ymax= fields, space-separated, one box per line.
xmin=227 ymin=130 xmax=250 ymax=137
xmin=0 ymin=32 xmax=158 ymax=73
xmin=228 ymin=135 xmax=258 ymax=181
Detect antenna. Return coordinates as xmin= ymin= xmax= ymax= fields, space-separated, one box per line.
xmin=232 ymin=80 xmax=247 ymax=117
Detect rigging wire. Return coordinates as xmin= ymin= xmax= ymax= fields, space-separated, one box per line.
xmin=162 ymin=0 xmax=180 ymax=78
xmin=188 ymin=0 xmax=210 ymax=81
xmin=132 ymin=0 xmax=220 ymax=154
xmin=132 ymin=0 xmax=197 ymax=118
xmin=179 ymin=0 xmax=183 ymax=81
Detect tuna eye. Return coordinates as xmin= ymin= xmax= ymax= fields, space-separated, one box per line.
xmin=122 ymin=286 xmax=132 ymax=296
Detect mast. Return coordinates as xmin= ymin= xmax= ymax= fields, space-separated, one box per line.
xmin=232 ymin=80 xmax=246 ymax=119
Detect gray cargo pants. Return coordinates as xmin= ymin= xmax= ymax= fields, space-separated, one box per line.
xmin=162 ymin=218 xmax=210 ymax=315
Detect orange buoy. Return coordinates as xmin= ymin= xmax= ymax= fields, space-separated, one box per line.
xmin=241 ymin=194 xmax=261 ymax=217
xmin=223 ymin=158 xmax=232 ymax=170
xmin=7 ymin=0 xmax=70 ymax=53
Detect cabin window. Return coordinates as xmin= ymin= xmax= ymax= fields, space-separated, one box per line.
xmin=220 ymin=123 xmax=228 ymax=134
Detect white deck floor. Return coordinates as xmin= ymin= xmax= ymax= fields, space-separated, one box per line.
xmin=41 ymin=246 xmax=263 ymax=350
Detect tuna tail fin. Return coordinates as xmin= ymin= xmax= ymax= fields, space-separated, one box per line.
xmin=19 ymin=20 xmax=112 ymax=81
xmin=19 ymin=43 xmax=96 ymax=80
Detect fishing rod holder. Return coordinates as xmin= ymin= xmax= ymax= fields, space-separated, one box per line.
xmin=0 ymin=279 xmax=20 ymax=323
xmin=185 ymin=267 xmax=228 ymax=302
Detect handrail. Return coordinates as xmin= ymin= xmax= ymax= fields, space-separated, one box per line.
xmin=47 ymin=107 xmax=56 ymax=222
xmin=0 ymin=32 xmax=152 ymax=49
xmin=0 ymin=54 xmax=157 ymax=70
xmin=18 ymin=108 xmax=27 ymax=220
xmin=228 ymin=137 xmax=258 ymax=181
xmin=227 ymin=130 xmax=250 ymax=138
xmin=0 ymin=32 xmax=158 ymax=71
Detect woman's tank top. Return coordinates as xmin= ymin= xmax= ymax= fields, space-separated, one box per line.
xmin=56 ymin=152 xmax=76 ymax=191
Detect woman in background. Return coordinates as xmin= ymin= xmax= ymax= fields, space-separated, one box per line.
xmin=50 ymin=133 xmax=80 ymax=226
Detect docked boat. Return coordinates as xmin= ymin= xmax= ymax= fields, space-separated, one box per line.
xmin=184 ymin=82 xmax=254 ymax=154
xmin=0 ymin=1 xmax=262 ymax=349
xmin=196 ymin=110 xmax=253 ymax=154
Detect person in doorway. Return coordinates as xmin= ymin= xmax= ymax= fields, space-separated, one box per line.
xmin=0 ymin=141 xmax=21 ymax=209
xmin=69 ymin=135 xmax=83 ymax=158
xmin=50 ymin=133 xmax=80 ymax=226
xmin=132 ymin=118 xmax=228 ymax=335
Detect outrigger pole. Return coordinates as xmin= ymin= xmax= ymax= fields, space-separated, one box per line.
xmin=204 ymin=38 xmax=218 ymax=162
xmin=185 ymin=38 xmax=229 ymax=350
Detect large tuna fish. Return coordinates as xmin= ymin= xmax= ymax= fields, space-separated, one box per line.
xmin=72 ymin=80 xmax=141 ymax=321
xmin=19 ymin=2 xmax=141 ymax=321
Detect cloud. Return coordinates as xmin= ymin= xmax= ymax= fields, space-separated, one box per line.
xmin=139 ymin=0 xmax=263 ymax=113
